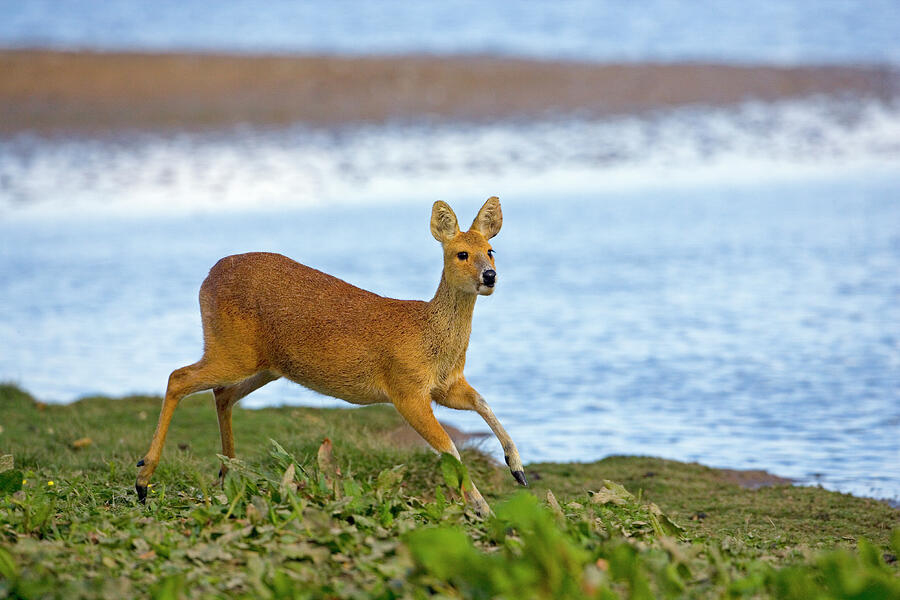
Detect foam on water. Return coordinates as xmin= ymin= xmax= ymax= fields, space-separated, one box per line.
xmin=2 ymin=98 xmax=899 ymax=219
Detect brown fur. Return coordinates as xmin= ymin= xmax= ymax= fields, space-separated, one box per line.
xmin=136 ymin=197 xmax=524 ymax=514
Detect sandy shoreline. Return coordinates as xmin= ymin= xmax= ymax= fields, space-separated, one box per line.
xmin=1 ymin=50 xmax=897 ymax=135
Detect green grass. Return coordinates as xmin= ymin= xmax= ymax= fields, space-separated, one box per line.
xmin=0 ymin=383 xmax=898 ymax=599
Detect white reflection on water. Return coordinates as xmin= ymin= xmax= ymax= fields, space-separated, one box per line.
xmin=2 ymin=98 xmax=899 ymax=218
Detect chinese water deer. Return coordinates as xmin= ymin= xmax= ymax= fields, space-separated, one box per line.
xmin=135 ymin=196 xmax=524 ymax=514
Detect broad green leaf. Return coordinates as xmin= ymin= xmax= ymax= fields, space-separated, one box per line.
xmin=150 ymin=573 xmax=185 ymax=600
xmin=405 ymin=527 xmax=474 ymax=580
xmin=440 ymin=452 xmax=462 ymax=489
xmin=438 ymin=453 xmax=471 ymax=494
xmin=856 ymin=538 xmax=883 ymax=568
xmin=495 ymin=489 xmax=545 ymax=524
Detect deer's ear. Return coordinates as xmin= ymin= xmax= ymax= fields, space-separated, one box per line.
xmin=470 ymin=196 xmax=502 ymax=239
xmin=431 ymin=201 xmax=460 ymax=243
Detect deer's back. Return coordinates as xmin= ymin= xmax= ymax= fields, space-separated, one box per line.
xmin=199 ymin=252 xmax=428 ymax=402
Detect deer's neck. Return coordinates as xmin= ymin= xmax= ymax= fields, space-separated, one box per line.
xmin=426 ymin=272 xmax=476 ymax=362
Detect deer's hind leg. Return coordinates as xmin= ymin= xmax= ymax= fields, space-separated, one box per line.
xmin=214 ymin=370 xmax=279 ymax=482
xmin=136 ymin=354 xmax=260 ymax=502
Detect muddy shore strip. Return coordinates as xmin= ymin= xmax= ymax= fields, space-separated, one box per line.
xmin=1 ymin=50 xmax=897 ymax=134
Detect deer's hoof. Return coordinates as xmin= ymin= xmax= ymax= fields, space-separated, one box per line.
xmin=135 ymin=483 xmax=148 ymax=503
xmin=512 ymin=470 xmax=528 ymax=486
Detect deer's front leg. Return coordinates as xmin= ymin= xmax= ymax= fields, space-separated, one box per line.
xmin=392 ymin=394 xmax=492 ymax=516
xmin=435 ymin=377 xmax=527 ymax=486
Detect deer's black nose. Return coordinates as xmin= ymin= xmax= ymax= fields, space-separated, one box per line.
xmin=482 ymin=269 xmax=496 ymax=286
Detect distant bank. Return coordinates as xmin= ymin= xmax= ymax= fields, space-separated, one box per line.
xmin=1 ymin=50 xmax=897 ymax=135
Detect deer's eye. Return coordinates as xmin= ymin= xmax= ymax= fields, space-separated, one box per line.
xmin=487 ymin=249 xmax=494 ymax=258
xmin=457 ymin=252 xmax=468 ymax=261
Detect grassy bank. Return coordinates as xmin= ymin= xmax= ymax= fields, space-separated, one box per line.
xmin=0 ymin=383 xmax=897 ymax=598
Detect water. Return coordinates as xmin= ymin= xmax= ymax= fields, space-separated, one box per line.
xmin=1 ymin=100 xmax=899 ymax=501
xmin=2 ymin=0 xmax=900 ymax=65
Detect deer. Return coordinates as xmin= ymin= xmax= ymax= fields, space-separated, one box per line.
xmin=135 ymin=196 xmax=525 ymax=515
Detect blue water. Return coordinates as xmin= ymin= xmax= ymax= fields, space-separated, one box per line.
xmin=2 ymin=0 xmax=899 ymax=65
xmin=2 ymin=173 xmax=899 ymax=501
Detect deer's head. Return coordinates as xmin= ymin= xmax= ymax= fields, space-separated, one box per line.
xmin=430 ymin=197 xmax=502 ymax=296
